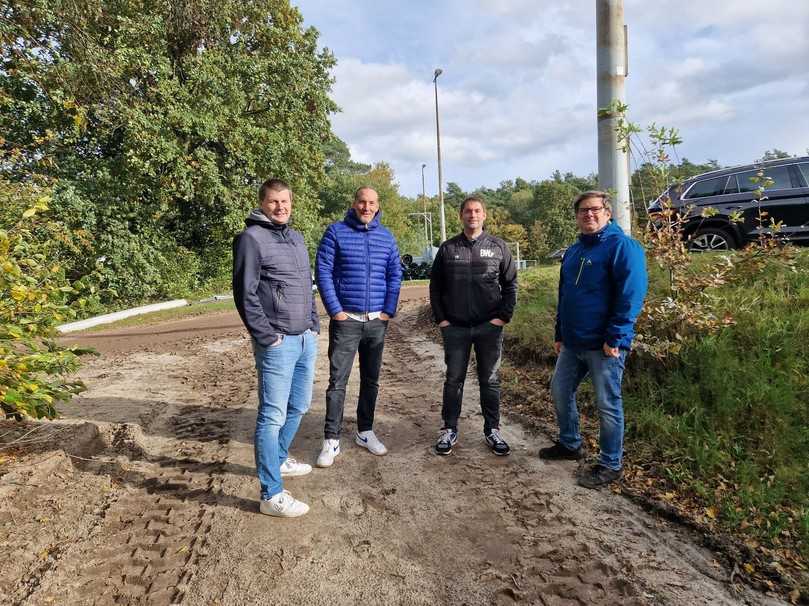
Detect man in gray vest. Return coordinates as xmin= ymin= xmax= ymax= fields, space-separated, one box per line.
xmin=233 ymin=178 xmax=319 ymax=517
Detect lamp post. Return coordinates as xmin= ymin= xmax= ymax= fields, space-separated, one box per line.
xmin=421 ymin=162 xmax=428 ymax=245
xmin=433 ymin=68 xmax=447 ymax=243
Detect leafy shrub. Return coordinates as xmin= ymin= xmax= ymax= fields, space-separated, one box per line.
xmin=0 ymin=180 xmax=94 ymax=418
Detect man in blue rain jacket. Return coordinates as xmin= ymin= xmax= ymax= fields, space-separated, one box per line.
xmin=540 ymin=190 xmax=647 ymax=489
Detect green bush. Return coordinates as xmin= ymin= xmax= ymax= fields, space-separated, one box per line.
xmin=505 ymin=266 xmax=558 ymax=362
xmin=0 ymin=180 xmax=93 ymax=419
xmin=509 ymin=251 xmax=809 ymax=559
xmin=625 ymin=254 xmax=809 ymax=554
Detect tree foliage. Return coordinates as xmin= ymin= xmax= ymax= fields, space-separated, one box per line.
xmin=424 ymin=173 xmax=598 ymax=261
xmin=0 ymin=181 xmax=93 ymax=419
xmin=1 ymin=0 xmax=336 ymax=301
xmin=317 ymin=150 xmax=423 ymax=256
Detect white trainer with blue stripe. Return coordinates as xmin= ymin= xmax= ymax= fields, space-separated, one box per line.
xmin=355 ymin=430 xmax=387 ymax=456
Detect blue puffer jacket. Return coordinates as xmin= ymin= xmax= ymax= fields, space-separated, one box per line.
xmin=316 ymin=210 xmax=403 ymax=317
xmin=555 ymin=221 xmax=647 ymax=351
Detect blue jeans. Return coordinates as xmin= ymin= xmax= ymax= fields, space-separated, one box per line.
xmin=252 ymin=331 xmax=318 ymax=500
xmin=550 ymin=347 xmax=628 ymax=471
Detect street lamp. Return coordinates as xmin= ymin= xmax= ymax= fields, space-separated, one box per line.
xmin=433 ymin=68 xmax=447 ymax=243
xmin=421 ymin=163 xmax=428 ymax=245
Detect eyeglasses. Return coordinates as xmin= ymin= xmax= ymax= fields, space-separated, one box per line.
xmin=576 ymin=206 xmax=605 ymax=216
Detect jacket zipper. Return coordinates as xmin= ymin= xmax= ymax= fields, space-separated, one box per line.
xmin=575 ymin=257 xmax=586 ymax=286
xmin=467 ymin=237 xmax=474 ymax=320
xmin=364 ymin=225 xmax=371 ymax=315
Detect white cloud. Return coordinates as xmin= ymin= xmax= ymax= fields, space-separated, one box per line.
xmin=297 ymin=0 xmax=809 ymax=196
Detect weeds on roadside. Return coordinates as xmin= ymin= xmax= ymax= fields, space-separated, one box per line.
xmin=613 ymin=105 xmax=809 ymax=581
xmin=507 ymin=106 xmax=809 ymax=594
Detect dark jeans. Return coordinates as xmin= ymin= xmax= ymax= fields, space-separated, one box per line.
xmin=324 ymin=317 xmax=389 ymax=439
xmin=441 ymin=321 xmax=504 ymax=435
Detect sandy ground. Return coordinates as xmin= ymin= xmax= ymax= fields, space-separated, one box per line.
xmin=0 ymin=287 xmax=786 ymax=605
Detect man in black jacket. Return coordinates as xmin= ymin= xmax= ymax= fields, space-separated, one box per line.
xmin=233 ymin=178 xmax=319 ymax=518
xmin=429 ymin=195 xmax=517 ymax=456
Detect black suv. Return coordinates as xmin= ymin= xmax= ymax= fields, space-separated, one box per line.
xmin=648 ymin=157 xmax=809 ymax=251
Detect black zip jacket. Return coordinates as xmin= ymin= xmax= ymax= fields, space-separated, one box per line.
xmin=232 ymin=210 xmax=319 ymax=347
xmin=429 ymin=231 xmax=517 ymax=326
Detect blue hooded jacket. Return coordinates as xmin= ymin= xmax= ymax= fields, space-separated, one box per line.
xmin=555 ymin=221 xmax=647 ymax=351
xmin=316 ymin=209 xmax=402 ymax=317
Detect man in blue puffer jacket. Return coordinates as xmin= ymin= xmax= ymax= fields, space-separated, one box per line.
xmin=315 ymin=186 xmax=402 ymax=467
xmin=539 ymin=191 xmax=647 ymax=489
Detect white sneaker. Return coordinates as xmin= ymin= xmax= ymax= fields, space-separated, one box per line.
xmin=259 ymin=490 xmax=309 ymax=517
xmin=316 ymin=438 xmax=341 ymax=467
xmin=355 ymin=430 xmax=388 ymax=456
xmin=280 ymin=457 xmax=312 ymax=477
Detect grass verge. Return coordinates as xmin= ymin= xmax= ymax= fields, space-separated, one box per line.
xmin=504 ymin=249 xmax=809 ymax=599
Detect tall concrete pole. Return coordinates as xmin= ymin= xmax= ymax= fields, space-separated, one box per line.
xmin=433 ymin=68 xmax=447 ymax=243
xmin=596 ymin=0 xmax=631 ymax=234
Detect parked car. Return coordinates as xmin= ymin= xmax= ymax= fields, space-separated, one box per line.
xmin=647 ymin=157 xmax=809 ymax=251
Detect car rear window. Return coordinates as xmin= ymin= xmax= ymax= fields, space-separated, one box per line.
xmin=736 ymin=165 xmax=792 ymax=192
xmin=683 ymin=176 xmax=729 ymax=199
xmin=799 ymin=163 xmax=809 ymax=186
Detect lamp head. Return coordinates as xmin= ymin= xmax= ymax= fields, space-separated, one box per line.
xmin=433 ymin=68 xmax=443 ymax=80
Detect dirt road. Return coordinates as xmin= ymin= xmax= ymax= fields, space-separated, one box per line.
xmin=0 ymin=290 xmax=784 ymax=605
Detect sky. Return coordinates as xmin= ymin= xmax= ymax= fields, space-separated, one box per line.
xmin=293 ymin=0 xmax=809 ymax=198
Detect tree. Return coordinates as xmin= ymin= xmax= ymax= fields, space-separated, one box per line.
xmin=322 ymin=135 xmax=371 ymax=175
xmin=758 ymin=149 xmax=792 ymax=162
xmin=1 ymin=0 xmax=336 ymax=301
xmin=0 ymin=181 xmax=92 ymax=418
xmin=530 ymin=180 xmax=581 ymax=258
xmin=317 ymin=162 xmax=422 ymax=256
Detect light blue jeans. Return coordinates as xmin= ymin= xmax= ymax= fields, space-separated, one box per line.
xmin=252 ymin=331 xmax=318 ymax=500
xmin=550 ymin=347 xmax=628 ymax=471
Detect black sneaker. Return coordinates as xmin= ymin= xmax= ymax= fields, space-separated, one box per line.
xmin=484 ymin=429 xmax=511 ymax=456
xmin=538 ymin=441 xmax=584 ymax=461
xmin=435 ymin=428 xmax=458 ymax=456
xmin=577 ymin=463 xmax=622 ymax=489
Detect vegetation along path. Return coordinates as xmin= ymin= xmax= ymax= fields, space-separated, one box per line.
xmin=0 ymin=292 xmax=786 ymax=605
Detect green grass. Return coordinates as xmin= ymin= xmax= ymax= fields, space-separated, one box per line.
xmin=508 ymin=249 xmax=809 ymax=561
xmin=506 ymin=266 xmax=559 ymax=362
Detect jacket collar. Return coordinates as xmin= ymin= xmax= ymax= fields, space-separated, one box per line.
xmin=578 ymin=221 xmax=621 ymax=246
xmin=344 ymin=208 xmax=381 ymax=231
xmin=245 ymin=209 xmax=289 ymax=233
xmin=460 ymin=229 xmax=489 ymax=246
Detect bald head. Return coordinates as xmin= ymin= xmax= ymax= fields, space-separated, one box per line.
xmin=352 ymin=187 xmax=379 ymax=225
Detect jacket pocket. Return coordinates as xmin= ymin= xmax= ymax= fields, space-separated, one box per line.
xmin=271 ymin=284 xmax=283 ymax=314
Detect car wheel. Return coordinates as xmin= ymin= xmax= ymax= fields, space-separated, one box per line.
xmin=687 ymin=227 xmax=735 ymax=252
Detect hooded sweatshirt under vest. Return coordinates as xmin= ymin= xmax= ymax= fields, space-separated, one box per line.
xmin=232 ymin=209 xmax=319 ymax=347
